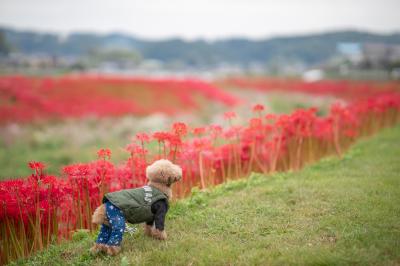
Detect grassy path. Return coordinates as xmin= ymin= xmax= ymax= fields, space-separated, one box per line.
xmin=14 ymin=125 xmax=400 ymax=266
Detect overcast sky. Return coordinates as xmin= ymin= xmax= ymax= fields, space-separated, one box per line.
xmin=0 ymin=0 xmax=399 ymax=40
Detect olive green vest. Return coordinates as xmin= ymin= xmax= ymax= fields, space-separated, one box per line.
xmin=104 ymin=185 xmax=168 ymax=224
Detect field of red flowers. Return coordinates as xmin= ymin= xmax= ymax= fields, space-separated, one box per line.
xmin=0 ymin=75 xmax=238 ymax=124
xmin=215 ymin=77 xmax=399 ymax=100
xmin=1 ymin=76 xmax=400 ymax=264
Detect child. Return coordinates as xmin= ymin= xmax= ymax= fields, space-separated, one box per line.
xmin=90 ymin=159 xmax=182 ymax=255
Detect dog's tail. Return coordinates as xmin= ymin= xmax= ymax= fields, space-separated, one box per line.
xmin=92 ymin=204 xmax=107 ymax=225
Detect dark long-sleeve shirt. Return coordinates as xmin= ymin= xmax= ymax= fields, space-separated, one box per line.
xmin=146 ymin=199 xmax=169 ymax=231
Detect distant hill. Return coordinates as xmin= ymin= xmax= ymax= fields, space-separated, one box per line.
xmin=1 ymin=27 xmax=400 ymax=66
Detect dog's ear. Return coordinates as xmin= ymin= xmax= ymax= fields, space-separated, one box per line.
xmin=163 ymin=163 xmax=182 ymax=184
xmin=172 ymin=164 xmax=182 ymax=182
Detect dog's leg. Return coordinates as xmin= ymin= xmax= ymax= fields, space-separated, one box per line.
xmin=152 ymin=229 xmax=167 ymax=240
xmin=105 ymin=245 xmax=122 ymax=256
xmin=90 ymin=243 xmax=106 ymax=254
xmin=143 ymin=224 xmax=153 ymax=236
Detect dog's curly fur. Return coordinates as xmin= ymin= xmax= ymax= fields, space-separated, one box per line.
xmin=89 ymin=243 xmax=106 ymax=255
xmin=105 ymin=245 xmax=121 ymax=256
xmin=143 ymin=224 xmax=153 ymax=237
xmin=90 ymin=159 xmax=182 ymax=255
xmin=146 ymin=159 xmax=182 ymax=199
xmin=152 ymin=228 xmax=167 ymax=240
xmin=92 ymin=204 xmax=109 ymax=226
xmin=143 ymin=224 xmax=167 ymax=240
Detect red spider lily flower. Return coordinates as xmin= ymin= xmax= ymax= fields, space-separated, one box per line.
xmin=166 ymin=134 xmax=182 ymax=146
xmin=126 ymin=143 xmax=148 ymax=155
xmin=330 ymin=102 xmax=345 ymax=115
xmin=136 ymin=133 xmax=150 ymax=143
xmin=240 ymin=145 xmax=251 ymax=161
xmin=172 ymin=122 xmax=188 ymax=136
xmin=193 ymin=127 xmax=206 ymax=135
xmin=223 ymin=111 xmax=236 ymax=120
xmin=264 ymin=124 xmax=274 ymax=132
xmin=249 ymin=118 xmax=263 ymax=129
xmin=344 ymin=129 xmax=357 ymax=137
xmin=63 ymin=163 xmax=90 ymax=177
xmin=223 ymin=126 xmax=243 ymax=139
xmin=152 ymin=131 xmax=170 ymax=143
xmin=97 ymin=148 xmax=111 ymax=160
xmin=192 ymin=137 xmax=212 ymax=150
xmin=209 ymin=124 xmax=222 ymax=134
xmin=252 ymin=104 xmax=265 ymax=112
xmin=28 ymin=161 xmax=46 ymax=171
xmin=309 ymin=107 xmax=318 ymax=114
xmin=276 ymin=114 xmax=290 ymax=127
xmin=179 ymin=145 xmax=197 ymax=161
xmin=213 ymin=158 xmax=223 ymax=169
xmin=28 ymin=161 xmax=46 ymax=182
xmin=265 ymin=113 xmax=277 ymax=122
xmin=209 ymin=124 xmax=223 ymax=138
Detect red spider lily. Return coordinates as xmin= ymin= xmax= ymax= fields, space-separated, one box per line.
xmin=249 ymin=118 xmax=263 ymax=129
xmin=172 ymin=122 xmax=188 ymax=137
xmin=62 ymin=164 xmax=91 ymax=181
xmin=193 ymin=127 xmax=206 ymax=136
xmin=125 ymin=143 xmax=148 ymax=156
xmin=28 ymin=161 xmax=46 ymax=181
xmin=216 ymin=77 xmax=398 ymax=101
xmin=252 ymin=104 xmax=265 ymax=112
xmin=166 ymin=134 xmax=182 ymax=147
xmin=265 ymin=113 xmax=277 ymax=122
xmin=223 ymin=111 xmax=237 ymax=120
xmin=344 ymin=129 xmax=357 ymax=138
xmin=224 ymin=126 xmax=243 ymax=140
xmin=209 ymin=124 xmax=223 ymax=134
xmin=28 ymin=161 xmax=46 ymax=171
xmin=136 ymin=133 xmax=150 ymax=143
xmin=0 ymin=76 xmax=240 ymax=124
xmin=152 ymin=131 xmax=170 ymax=143
xmin=97 ymin=148 xmax=111 ymax=160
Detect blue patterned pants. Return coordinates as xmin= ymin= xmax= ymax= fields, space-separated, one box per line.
xmin=96 ymin=201 xmax=126 ymax=246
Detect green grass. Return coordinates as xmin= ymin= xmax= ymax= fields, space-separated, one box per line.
xmin=11 ymin=125 xmax=400 ymax=265
xmin=267 ymin=92 xmax=333 ymax=116
xmin=0 ymin=138 xmax=128 ymax=178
